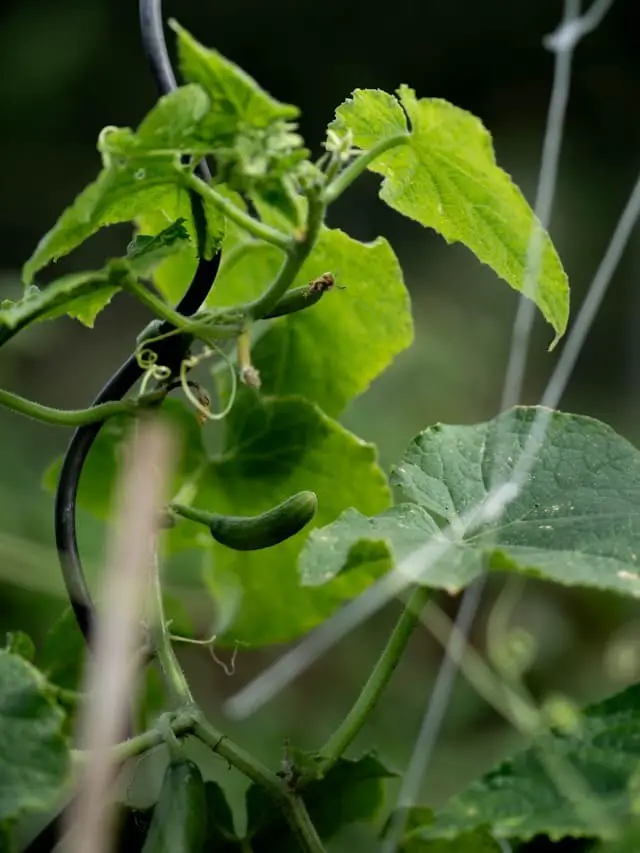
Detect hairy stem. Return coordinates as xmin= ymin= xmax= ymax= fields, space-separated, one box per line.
xmin=183 ymin=172 xmax=294 ymax=253
xmin=0 ymin=387 xmax=165 ymax=427
xmin=245 ymin=189 xmax=326 ymax=321
xmin=324 ymin=133 xmax=409 ymax=205
xmin=317 ymin=584 xmax=430 ymax=775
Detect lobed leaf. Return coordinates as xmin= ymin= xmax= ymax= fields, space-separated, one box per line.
xmin=3 ymin=220 xmax=191 ymax=335
xmin=246 ymin=753 xmax=396 ymax=850
xmin=411 ymin=683 xmax=640 ymax=843
xmin=23 ymin=159 xmax=180 ymax=285
xmin=331 ymin=87 xmax=569 ymax=345
xmin=300 ymin=406 xmax=640 ymax=602
xmin=171 ymin=20 xmax=298 ymax=141
xmin=204 ymin=781 xmax=239 ymax=847
xmin=22 ymin=85 xmax=220 ymax=287
xmin=101 ymin=84 xmax=211 ymax=155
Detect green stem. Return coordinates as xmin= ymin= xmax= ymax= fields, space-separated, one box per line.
xmin=317 ymin=584 xmax=430 ymax=775
xmin=124 ymin=277 xmax=245 ymax=343
xmin=324 ymin=133 xmax=409 ymax=205
xmin=0 ymin=387 xmax=164 ymax=427
xmin=281 ymin=796 xmax=327 ymax=853
xmin=72 ymin=710 xmax=197 ymax=767
xmin=169 ymin=502 xmax=213 ymax=527
xmin=183 ymin=172 xmax=294 ymax=253
xmin=150 ymin=557 xmax=194 ymax=708
xmin=192 ymin=718 xmax=281 ymax=795
xmin=245 ymin=190 xmax=326 ymax=321
xmin=123 ymin=277 xmax=198 ymax=335
xmin=193 ymin=718 xmax=326 ymax=852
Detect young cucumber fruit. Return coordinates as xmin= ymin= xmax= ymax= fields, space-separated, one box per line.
xmin=141 ymin=759 xmax=206 ymax=853
xmin=209 ymin=490 xmax=318 ymax=551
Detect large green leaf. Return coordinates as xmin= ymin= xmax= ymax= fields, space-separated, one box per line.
xmin=1 ymin=271 xmax=117 ymax=340
xmin=172 ymin=21 xmax=298 ymax=140
xmin=38 ymin=607 xmax=87 ymax=691
xmin=134 ymin=192 xmax=229 ymax=305
xmin=300 ymin=407 xmax=640 ymax=600
xmin=169 ymin=388 xmax=390 ymax=645
xmin=411 ymin=683 xmax=640 ymax=844
xmin=138 ymin=224 xmax=412 ymax=417
xmin=246 ymin=754 xmax=396 ymax=850
xmin=23 ymin=160 xmax=179 ymax=285
xmin=22 ymin=85 xmax=221 ymax=285
xmin=400 ymin=827 xmax=503 ymax=852
xmin=331 ymin=87 xmax=569 ymax=345
xmin=5 ymin=219 xmax=192 ymax=333
xmin=210 ymin=227 xmax=413 ymax=416
xmin=0 ymin=650 xmax=70 ymax=823
xmin=171 ymin=23 xmax=308 ymax=219
xmin=204 ymin=781 xmax=239 ymax=847
xmin=100 ymin=84 xmax=211 ymax=156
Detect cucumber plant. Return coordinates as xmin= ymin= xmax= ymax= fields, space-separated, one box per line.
xmin=1 ymin=1 xmax=639 ymax=852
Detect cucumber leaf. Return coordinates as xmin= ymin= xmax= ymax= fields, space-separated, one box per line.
xmin=331 ymin=87 xmax=569 ymax=345
xmin=411 ymin=683 xmax=640 ymax=844
xmin=300 ymin=406 xmax=640 ymax=602
xmin=0 ymin=649 xmax=70 ymax=823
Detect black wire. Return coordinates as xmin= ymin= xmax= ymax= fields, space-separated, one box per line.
xmin=54 ymin=0 xmax=219 ymax=649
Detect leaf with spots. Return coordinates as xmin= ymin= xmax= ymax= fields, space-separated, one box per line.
xmin=300 ymin=406 xmax=640 ymax=601
xmin=409 ymin=683 xmax=640 ymax=844
xmin=0 ymin=650 xmax=70 ymax=823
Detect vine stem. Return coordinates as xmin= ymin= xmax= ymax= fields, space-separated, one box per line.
xmin=183 ymin=171 xmax=294 ymax=252
xmin=193 ymin=718 xmax=327 ymax=853
xmin=323 ymin=133 xmax=409 ymax=205
xmin=146 ymin=559 xmax=324 ymax=850
xmin=150 ymin=554 xmax=194 ymax=707
xmin=123 ymin=276 xmax=242 ymax=343
xmin=0 ymin=387 xmax=165 ymax=427
xmin=245 ymin=189 xmax=326 ymax=321
xmin=316 ymin=584 xmax=430 ymax=775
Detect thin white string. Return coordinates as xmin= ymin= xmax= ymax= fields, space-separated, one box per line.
xmin=381 ymin=581 xmax=484 ymax=853
xmin=500 ymin=0 xmax=582 ymax=412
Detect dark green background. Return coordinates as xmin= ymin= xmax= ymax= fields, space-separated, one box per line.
xmin=1 ymin=0 xmax=639 ymax=846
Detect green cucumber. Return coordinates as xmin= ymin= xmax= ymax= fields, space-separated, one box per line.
xmin=170 ymin=490 xmax=318 ymax=551
xmin=208 ymin=490 xmax=318 ymax=551
xmin=263 ymin=284 xmax=325 ymax=318
xmin=141 ymin=759 xmax=206 ymax=853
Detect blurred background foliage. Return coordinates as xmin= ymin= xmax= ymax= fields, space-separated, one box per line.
xmin=1 ymin=0 xmax=640 ymax=846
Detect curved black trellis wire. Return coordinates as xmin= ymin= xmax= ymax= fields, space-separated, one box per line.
xmin=54 ymin=0 xmax=219 ymax=646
